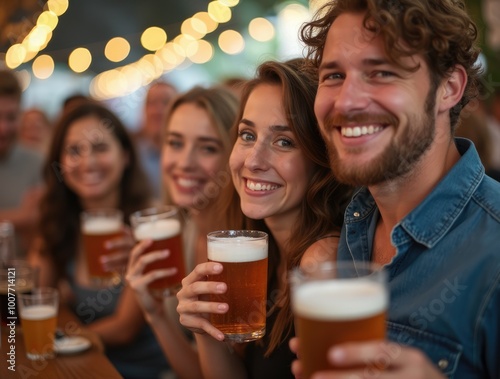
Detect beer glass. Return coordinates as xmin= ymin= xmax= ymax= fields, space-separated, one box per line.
xmin=1 ymin=260 xmax=35 ymax=328
xmin=81 ymin=208 xmax=124 ymax=286
xmin=207 ymin=230 xmax=268 ymax=343
xmin=18 ymin=287 xmax=59 ymax=360
xmin=130 ymin=205 xmax=186 ymax=297
xmin=290 ymin=261 xmax=388 ymax=379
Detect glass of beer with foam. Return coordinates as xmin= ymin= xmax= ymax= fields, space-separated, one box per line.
xmin=18 ymin=287 xmax=59 ymax=360
xmin=207 ymin=230 xmax=268 ymax=342
xmin=290 ymin=261 xmax=388 ymax=379
xmin=81 ymin=209 xmax=124 ymax=287
xmin=130 ymin=205 xmax=186 ymax=297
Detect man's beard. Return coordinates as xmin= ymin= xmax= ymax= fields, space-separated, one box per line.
xmin=325 ymin=90 xmax=436 ymax=187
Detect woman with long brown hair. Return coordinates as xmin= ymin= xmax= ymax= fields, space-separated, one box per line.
xmin=28 ymin=101 xmax=169 ymax=379
xmin=176 ymin=59 xmax=352 ymax=378
xmin=125 ymin=86 xmax=241 ymax=378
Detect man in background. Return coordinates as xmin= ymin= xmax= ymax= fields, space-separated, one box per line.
xmin=0 ymin=69 xmax=43 ymax=257
xmin=135 ymin=81 xmax=177 ymax=200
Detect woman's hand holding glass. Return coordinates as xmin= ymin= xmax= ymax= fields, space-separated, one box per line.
xmin=176 ymin=262 xmax=228 ymax=341
xmin=99 ymin=226 xmax=135 ymax=275
xmin=125 ymin=239 xmax=176 ymax=319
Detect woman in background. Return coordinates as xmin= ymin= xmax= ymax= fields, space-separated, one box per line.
xmin=126 ymin=86 xmax=241 ymax=378
xmin=28 ymin=101 xmax=170 ymax=379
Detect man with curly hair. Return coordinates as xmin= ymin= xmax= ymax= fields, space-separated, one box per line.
xmin=291 ymin=0 xmax=500 ymax=378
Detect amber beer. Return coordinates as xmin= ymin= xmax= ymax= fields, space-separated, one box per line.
xmin=291 ymin=263 xmax=388 ymax=379
xmin=81 ymin=209 xmax=123 ymax=286
xmin=133 ymin=219 xmax=186 ymax=296
xmin=207 ymin=230 xmax=268 ymax=342
xmin=20 ymin=305 xmax=58 ymax=359
xmin=131 ymin=206 xmax=186 ymax=297
xmin=18 ymin=288 xmax=59 ymax=360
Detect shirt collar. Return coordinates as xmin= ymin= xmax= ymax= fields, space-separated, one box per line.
xmin=345 ymin=138 xmax=484 ymax=248
xmin=399 ymin=138 xmax=484 ymax=247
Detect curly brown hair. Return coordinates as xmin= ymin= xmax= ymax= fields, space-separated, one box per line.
xmin=301 ymin=0 xmax=482 ymax=131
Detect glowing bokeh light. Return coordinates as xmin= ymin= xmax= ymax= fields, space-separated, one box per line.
xmin=105 ymin=37 xmax=131 ymax=62
xmin=249 ymin=18 xmax=275 ymax=42
xmin=208 ymin=2 xmax=232 ymax=23
xmin=141 ymin=27 xmax=167 ymax=51
xmin=218 ymin=30 xmax=244 ymax=55
xmin=69 ymin=48 xmax=92 ymax=73
xmin=32 ymin=55 xmax=55 ymax=79
xmin=47 ymin=0 xmax=69 ymax=16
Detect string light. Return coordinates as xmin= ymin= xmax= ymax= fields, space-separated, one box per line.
xmin=91 ymin=0 xmax=242 ymax=99
xmin=5 ymin=1 xmax=308 ymax=98
xmin=5 ymin=0 xmax=68 ymax=70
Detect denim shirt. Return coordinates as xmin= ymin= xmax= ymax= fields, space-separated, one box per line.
xmin=337 ymin=138 xmax=500 ymax=378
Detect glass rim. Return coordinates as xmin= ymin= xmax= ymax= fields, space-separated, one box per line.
xmin=130 ymin=205 xmax=180 ymax=224
xmin=207 ymin=230 xmax=268 ymax=241
xmin=290 ymin=260 xmax=385 ymax=282
xmin=18 ymin=287 xmax=58 ymax=301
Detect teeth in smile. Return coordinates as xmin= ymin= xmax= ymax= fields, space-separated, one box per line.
xmin=178 ymin=178 xmax=199 ymax=188
xmin=341 ymin=125 xmax=382 ymax=137
xmin=246 ymin=180 xmax=278 ymax=191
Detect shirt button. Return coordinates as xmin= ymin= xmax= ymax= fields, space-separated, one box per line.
xmin=438 ymin=359 xmax=449 ymax=370
xmin=353 ymin=212 xmax=360 ymax=217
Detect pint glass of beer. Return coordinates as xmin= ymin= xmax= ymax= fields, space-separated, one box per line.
xmin=81 ymin=208 xmax=124 ymax=286
xmin=207 ymin=230 xmax=268 ymax=343
xmin=1 ymin=260 xmax=35 ymax=328
xmin=290 ymin=261 xmax=388 ymax=379
xmin=18 ymin=287 xmax=59 ymax=360
xmin=130 ymin=205 xmax=186 ymax=297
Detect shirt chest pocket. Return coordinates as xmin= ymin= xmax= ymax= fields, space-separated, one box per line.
xmin=387 ymin=321 xmax=463 ymax=378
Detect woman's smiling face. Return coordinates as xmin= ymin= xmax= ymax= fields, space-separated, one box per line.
xmin=230 ymin=83 xmax=314 ymax=223
xmin=161 ymin=102 xmax=226 ymax=210
xmin=61 ymin=115 xmax=129 ymax=206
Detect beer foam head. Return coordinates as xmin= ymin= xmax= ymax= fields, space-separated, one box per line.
xmin=20 ymin=304 xmax=57 ymax=320
xmin=133 ymin=219 xmax=181 ymax=241
xmin=293 ymin=280 xmax=387 ymax=321
xmin=82 ymin=217 xmax=122 ymax=235
xmin=208 ymin=236 xmax=268 ymax=262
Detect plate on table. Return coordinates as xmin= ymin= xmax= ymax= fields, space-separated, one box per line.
xmin=54 ymin=335 xmax=92 ymax=355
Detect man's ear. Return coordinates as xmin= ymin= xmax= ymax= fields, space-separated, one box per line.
xmin=437 ymin=65 xmax=467 ymax=114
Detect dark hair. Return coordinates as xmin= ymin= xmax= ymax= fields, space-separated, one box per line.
xmin=62 ymin=93 xmax=90 ymax=112
xmin=0 ymin=70 xmax=22 ymax=101
xmin=39 ymin=101 xmax=151 ymax=277
xmin=301 ymin=0 xmax=482 ymax=131
xmin=235 ymin=59 xmax=352 ymax=355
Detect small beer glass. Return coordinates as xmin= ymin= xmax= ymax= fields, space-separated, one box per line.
xmin=207 ymin=230 xmax=268 ymax=343
xmin=0 ymin=260 xmax=35 ymax=328
xmin=81 ymin=209 xmax=124 ymax=287
xmin=18 ymin=287 xmax=59 ymax=360
xmin=130 ymin=205 xmax=186 ymax=297
xmin=290 ymin=261 xmax=388 ymax=379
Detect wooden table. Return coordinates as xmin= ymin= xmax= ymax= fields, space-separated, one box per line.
xmin=0 ymin=305 xmax=123 ymax=379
